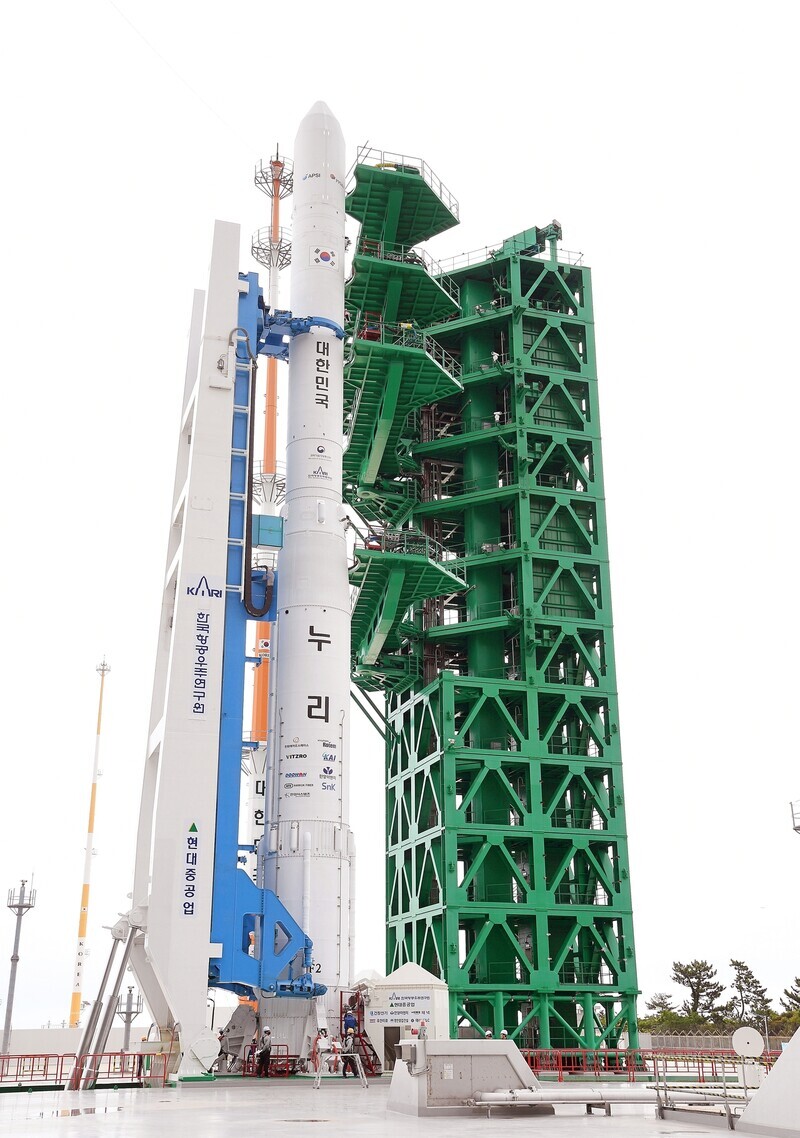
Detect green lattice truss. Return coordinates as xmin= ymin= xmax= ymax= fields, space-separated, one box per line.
xmin=344 ymin=155 xmax=639 ymax=1049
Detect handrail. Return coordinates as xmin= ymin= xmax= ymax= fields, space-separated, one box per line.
xmin=420 ymin=410 xmax=511 ymax=442
xmin=347 ymin=145 xmax=459 ymax=220
xmin=437 ymin=243 xmax=584 ymax=274
xmin=519 ymin=1047 xmax=780 ymax=1084
xmin=355 ymin=237 xmax=460 ymax=302
xmin=420 ymin=470 xmax=516 ymax=502
xmin=350 ymin=317 xmax=461 ymax=381
xmin=354 ymin=529 xmax=466 ymax=581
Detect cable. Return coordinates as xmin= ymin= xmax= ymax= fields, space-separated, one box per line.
xmin=229 ymin=328 xmax=274 ymax=619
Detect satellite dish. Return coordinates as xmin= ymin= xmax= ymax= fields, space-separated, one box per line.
xmin=732 ymin=1026 xmax=764 ymax=1058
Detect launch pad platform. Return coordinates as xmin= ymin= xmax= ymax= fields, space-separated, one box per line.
xmin=0 ymin=1077 xmax=759 ymax=1138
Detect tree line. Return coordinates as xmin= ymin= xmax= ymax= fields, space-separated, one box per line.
xmin=639 ymin=960 xmax=800 ymax=1036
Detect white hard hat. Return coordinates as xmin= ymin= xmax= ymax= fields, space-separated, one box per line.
xmin=500 ymin=1029 xmax=508 ymax=1037
xmin=484 ymin=1030 xmax=492 ymax=1037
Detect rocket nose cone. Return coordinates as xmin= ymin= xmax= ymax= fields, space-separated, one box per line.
xmin=306 ymin=100 xmax=335 ymax=118
xmin=295 ymin=100 xmax=344 ymax=153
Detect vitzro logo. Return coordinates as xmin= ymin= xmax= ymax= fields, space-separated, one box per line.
xmin=186 ymin=575 xmax=223 ymax=598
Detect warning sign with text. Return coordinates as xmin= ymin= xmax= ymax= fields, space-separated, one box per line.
xmin=366 ymin=990 xmax=432 ymax=1027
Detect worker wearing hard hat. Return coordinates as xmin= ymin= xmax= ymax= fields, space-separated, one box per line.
xmin=341 ymin=1027 xmax=358 ymax=1078
xmin=256 ymin=1028 xmax=272 ymax=1077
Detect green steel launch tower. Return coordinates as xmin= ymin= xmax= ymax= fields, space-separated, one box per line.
xmin=344 ymin=148 xmax=639 ymax=1050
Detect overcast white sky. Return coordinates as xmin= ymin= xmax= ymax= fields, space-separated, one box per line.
xmin=1 ymin=1 xmax=797 ymax=1031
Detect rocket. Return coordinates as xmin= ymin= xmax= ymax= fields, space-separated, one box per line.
xmin=264 ymin=103 xmax=355 ymax=1000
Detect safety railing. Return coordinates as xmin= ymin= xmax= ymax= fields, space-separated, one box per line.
xmin=461 ymin=352 xmax=512 ymax=376
xmin=355 ymin=237 xmax=460 ymax=302
xmin=421 ymin=470 xmax=516 ymax=502
xmin=438 ymin=242 xmax=584 ymax=275
xmin=437 ymin=538 xmax=519 ymax=563
xmin=242 ymin=1043 xmax=291 ymax=1078
xmin=0 ymin=1053 xmax=76 ymax=1085
xmin=529 ymin=297 xmax=577 ymax=314
xmin=73 ymin=1049 xmax=171 ymax=1087
xmin=459 ymin=731 xmax=523 ymax=751
xmin=355 ymin=529 xmax=466 ymax=581
xmin=553 ymin=882 xmax=611 ymax=905
xmin=420 ymin=411 xmax=511 ymax=442
xmin=543 ymin=665 xmax=599 ymax=687
xmin=549 ymin=807 xmax=608 ymax=830
xmin=470 ymin=296 xmax=510 ymax=315
xmin=557 ymin=964 xmax=616 ymax=985
xmin=352 ymin=317 xmax=461 ymax=380
xmin=519 ymin=1048 xmax=780 ymax=1083
xmin=0 ymin=1050 xmax=171 ymax=1088
xmin=347 ymin=145 xmax=460 ymax=220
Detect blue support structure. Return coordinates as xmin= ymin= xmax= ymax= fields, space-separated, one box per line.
xmin=208 ymin=272 xmax=326 ymax=999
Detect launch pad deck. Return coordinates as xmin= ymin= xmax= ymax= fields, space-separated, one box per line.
xmin=0 ymin=1076 xmax=753 ymax=1137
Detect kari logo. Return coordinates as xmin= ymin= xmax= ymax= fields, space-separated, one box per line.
xmin=309 ymin=466 xmax=331 ymax=480
xmin=186 ymin=575 xmax=223 ymax=598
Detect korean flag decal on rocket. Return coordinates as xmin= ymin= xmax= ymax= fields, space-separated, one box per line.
xmin=311 ymin=247 xmax=337 ymax=267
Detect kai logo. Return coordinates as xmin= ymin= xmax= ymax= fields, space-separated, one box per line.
xmin=187 ymin=575 xmax=223 ymax=598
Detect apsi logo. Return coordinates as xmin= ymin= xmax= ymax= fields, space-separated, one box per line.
xmin=186 ymin=575 xmax=223 ymax=598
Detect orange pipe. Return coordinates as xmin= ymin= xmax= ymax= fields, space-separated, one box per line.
xmin=251 ymin=157 xmax=285 ymax=741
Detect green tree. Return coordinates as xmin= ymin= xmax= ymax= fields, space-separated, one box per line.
xmin=672 ymin=960 xmax=730 ymax=1022
xmin=780 ymin=977 xmax=800 ymax=1012
xmin=729 ymin=960 xmax=773 ymax=1026
xmin=645 ymin=992 xmax=676 ymax=1016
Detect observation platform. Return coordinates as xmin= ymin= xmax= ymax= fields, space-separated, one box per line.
xmin=347 ymin=237 xmax=459 ymax=327
xmin=344 ymin=321 xmax=462 ymax=484
xmin=346 ymin=148 xmax=459 ymax=247
xmin=349 ymin=531 xmax=466 ymax=677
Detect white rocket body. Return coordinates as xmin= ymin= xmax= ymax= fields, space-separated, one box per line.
xmin=265 ymin=103 xmax=354 ymax=1023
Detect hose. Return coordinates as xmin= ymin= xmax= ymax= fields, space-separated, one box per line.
xmin=229 ymin=327 xmax=275 ymax=619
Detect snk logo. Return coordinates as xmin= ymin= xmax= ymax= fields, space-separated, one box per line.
xmin=187 ymin=575 xmax=223 ymax=598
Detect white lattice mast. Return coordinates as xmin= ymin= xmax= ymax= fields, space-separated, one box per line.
xmin=69 ymin=659 xmax=110 ymax=1028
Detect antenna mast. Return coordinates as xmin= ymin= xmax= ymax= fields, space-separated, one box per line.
xmin=69 ymin=659 xmax=110 ymax=1028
